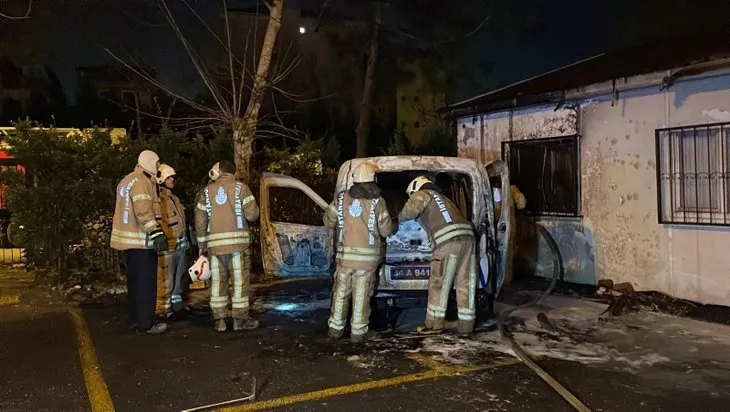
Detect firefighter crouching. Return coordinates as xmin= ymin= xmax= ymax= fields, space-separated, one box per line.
xmin=111 ymin=150 xmax=169 ymax=335
xmin=323 ymin=162 xmax=396 ymax=343
xmin=155 ymin=164 xmax=190 ymax=319
xmin=399 ymin=176 xmax=477 ymax=337
xmin=194 ymin=160 xmax=260 ymax=332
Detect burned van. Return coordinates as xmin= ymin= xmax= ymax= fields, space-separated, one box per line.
xmin=258 ymin=156 xmax=512 ymax=316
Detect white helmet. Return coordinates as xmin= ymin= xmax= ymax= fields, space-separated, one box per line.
xmin=137 ymin=150 xmax=159 ymax=175
xmin=157 ymin=164 xmax=176 ymax=184
xmin=208 ymin=162 xmax=221 ymax=181
xmin=188 ymin=255 xmax=211 ymax=282
xmin=353 ymin=162 xmax=379 ymax=184
xmin=406 ymin=176 xmax=432 ymax=196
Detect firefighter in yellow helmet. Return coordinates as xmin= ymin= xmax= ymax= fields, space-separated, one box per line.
xmin=155 ymin=164 xmax=190 ymax=318
xmin=111 ymin=150 xmax=168 ymax=334
xmin=194 ymin=160 xmax=260 ymax=332
xmin=399 ymin=175 xmax=477 ymax=337
xmin=323 ymin=162 xmax=397 ymax=343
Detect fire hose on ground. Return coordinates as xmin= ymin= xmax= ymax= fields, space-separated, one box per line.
xmin=497 ymin=223 xmax=591 ymax=412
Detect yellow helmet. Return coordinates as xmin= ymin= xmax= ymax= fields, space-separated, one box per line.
xmin=208 ymin=162 xmax=221 ymax=181
xmin=353 ymin=162 xmax=379 ymax=184
xmin=157 ymin=164 xmax=176 ymax=184
xmin=406 ymin=176 xmax=432 ymax=196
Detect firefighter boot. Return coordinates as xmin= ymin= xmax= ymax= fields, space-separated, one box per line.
xmin=214 ymin=319 xmax=227 ymax=333
xmin=233 ymin=318 xmax=259 ymax=331
xmin=328 ymin=328 xmax=343 ymax=340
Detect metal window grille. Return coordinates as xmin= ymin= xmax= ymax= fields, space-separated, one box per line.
xmin=656 ymin=122 xmax=730 ymax=226
xmin=501 ymin=135 xmax=580 ymax=216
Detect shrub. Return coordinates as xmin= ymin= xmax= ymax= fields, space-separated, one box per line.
xmin=0 ymin=124 xmax=335 ymax=282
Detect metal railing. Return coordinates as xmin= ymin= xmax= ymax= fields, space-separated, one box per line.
xmin=656 ymin=122 xmax=730 ymax=226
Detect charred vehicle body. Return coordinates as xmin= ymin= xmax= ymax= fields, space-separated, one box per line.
xmin=258 ymin=156 xmax=513 ymax=324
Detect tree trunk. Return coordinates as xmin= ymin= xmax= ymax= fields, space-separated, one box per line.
xmin=355 ymin=2 xmax=382 ymax=158
xmin=234 ymin=0 xmax=284 ymax=182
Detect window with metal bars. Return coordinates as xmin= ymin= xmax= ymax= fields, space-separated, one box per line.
xmin=656 ymin=122 xmax=730 ymax=225
xmin=501 ymin=135 xmax=580 ymax=216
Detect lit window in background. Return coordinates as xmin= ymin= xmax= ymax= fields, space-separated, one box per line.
xmin=299 ymin=26 xmax=306 ymax=34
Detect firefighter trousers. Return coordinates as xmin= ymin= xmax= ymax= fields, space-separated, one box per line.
xmin=328 ymin=266 xmax=376 ymax=337
xmin=124 ymin=249 xmax=158 ymax=332
xmin=156 ymin=248 xmax=188 ymax=316
xmin=210 ymin=250 xmax=251 ymax=320
xmin=426 ymin=236 xmax=477 ymax=334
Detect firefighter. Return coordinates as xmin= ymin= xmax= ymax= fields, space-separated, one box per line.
xmin=399 ymin=176 xmax=477 ymax=337
xmin=155 ymin=164 xmax=190 ymax=319
xmin=486 ymin=159 xmax=526 ymax=287
xmin=194 ymin=160 xmax=260 ymax=332
xmin=323 ymin=162 xmax=396 ymax=343
xmin=111 ymin=150 xmax=169 ymax=335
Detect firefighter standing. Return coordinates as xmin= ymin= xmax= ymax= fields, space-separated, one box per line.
xmin=486 ymin=159 xmax=526 ymax=287
xmin=155 ymin=164 xmax=190 ymax=318
xmin=111 ymin=150 xmax=169 ymax=334
xmin=399 ymin=176 xmax=477 ymax=337
xmin=323 ymin=162 xmax=396 ymax=343
xmin=194 ymin=160 xmax=260 ymax=332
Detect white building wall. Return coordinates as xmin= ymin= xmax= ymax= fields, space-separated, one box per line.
xmin=456 ymin=70 xmax=730 ymax=306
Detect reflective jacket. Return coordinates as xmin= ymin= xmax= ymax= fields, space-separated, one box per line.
xmin=324 ymin=187 xmax=396 ymax=270
xmin=158 ymin=186 xmax=188 ymax=251
xmin=111 ymin=166 xmax=162 ymax=250
xmin=194 ymin=174 xmax=259 ymax=255
xmin=399 ymin=189 xmax=474 ymax=247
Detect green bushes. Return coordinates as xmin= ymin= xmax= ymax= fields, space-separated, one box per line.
xmin=0 ymin=123 xmax=336 ymax=283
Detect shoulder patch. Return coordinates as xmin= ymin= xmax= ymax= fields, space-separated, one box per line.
xmin=215 ymin=186 xmax=228 ymax=205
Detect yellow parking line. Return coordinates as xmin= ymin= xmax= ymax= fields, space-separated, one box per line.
xmin=221 ymin=354 xmax=521 ymax=411
xmin=69 ymin=308 xmax=115 ymax=412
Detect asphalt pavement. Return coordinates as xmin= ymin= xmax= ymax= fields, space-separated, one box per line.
xmin=2 ymin=273 xmax=730 ymax=411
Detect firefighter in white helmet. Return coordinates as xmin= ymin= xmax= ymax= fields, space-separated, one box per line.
xmin=155 ymin=164 xmax=190 ymax=319
xmin=323 ymin=162 xmax=397 ymax=343
xmin=194 ymin=160 xmax=260 ymax=332
xmin=111 ymin=150 xmax=168 ymax=334
xmin=399 ymin=175 xmax=477 ymax=337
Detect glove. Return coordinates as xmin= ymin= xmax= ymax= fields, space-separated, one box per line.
xmin=149 ymin=230 xmax=168 ymax=252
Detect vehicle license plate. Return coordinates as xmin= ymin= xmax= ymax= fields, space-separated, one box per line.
xmin=390 ymin=266 xmax=431 ymax=280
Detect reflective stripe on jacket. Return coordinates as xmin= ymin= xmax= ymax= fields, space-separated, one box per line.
xmin=323 ymin=191 xmax=396 ymax=269
xmin=194 ymin=174 xmax=259 ymax=255
xmin=399 ymin=189 xmax=474 ymax=247
xmin=110 ymin=166 xmax=162 ymax=251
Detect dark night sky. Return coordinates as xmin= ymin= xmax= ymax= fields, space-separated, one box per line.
xmin=0 ymin=0 xmax=720 ymax=104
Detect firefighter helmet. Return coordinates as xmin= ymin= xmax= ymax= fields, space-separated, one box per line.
xmin=208 ymin=162 xmax=221 ymax=181
xmin=188 ymin=255 xmax=211 ymax=282
xmin=352 ymin=162 xmax=379 ymax=183
xmin=138 ymin=150 xmax=159 ymax=175
xmin=157 ymin=164 xmax=177 ymax=184
xmin=406 ymin=176 xmax=432 ymax=196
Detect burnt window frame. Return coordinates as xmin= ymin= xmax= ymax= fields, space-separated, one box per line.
xmin=501 ymin=135 xmax=581 ymax=217
xmin=655 ymin=122 xmax=730 ymax=226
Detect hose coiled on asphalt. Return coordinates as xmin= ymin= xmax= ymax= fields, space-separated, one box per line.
xmin=497 ymin=223 xmax=591 ymax=412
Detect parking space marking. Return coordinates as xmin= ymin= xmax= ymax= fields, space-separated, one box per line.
xmin=220 ymin=353 xmax=522 ymax=411
xmin=69 ymin=308 xmax=115 ymax=412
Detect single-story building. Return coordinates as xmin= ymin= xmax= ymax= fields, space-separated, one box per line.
xmin=442 ymin=30 xmax=730 ymax=306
